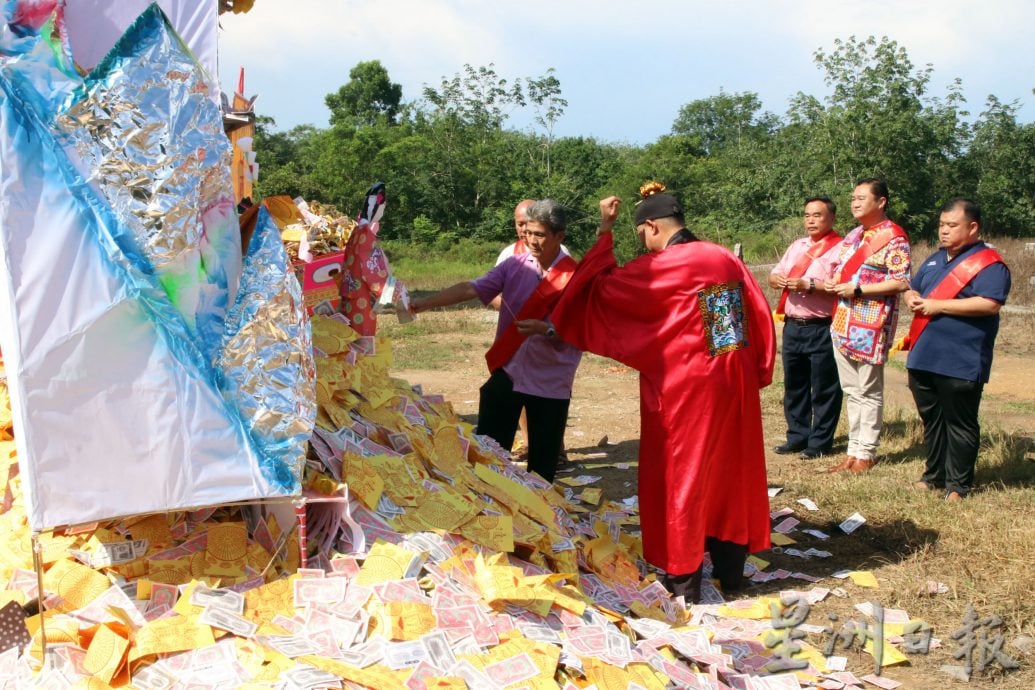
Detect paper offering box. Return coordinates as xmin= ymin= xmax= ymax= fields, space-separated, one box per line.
xmin=293 ymin=251 xmax=345 ymax=314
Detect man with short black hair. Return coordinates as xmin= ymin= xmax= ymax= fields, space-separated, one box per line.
xmin=824 ymin=178 xmax=911 ymax=473
xmin=901 ymin=198 xmax=1010 ymax=501
xmin=769 ymin=196 xmax=843 ymax=459
xmin=553 ymin=189 xmax=775 ymax=602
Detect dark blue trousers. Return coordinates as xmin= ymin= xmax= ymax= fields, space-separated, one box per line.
xmin=782 ymin=319 xmax=843 ymax=452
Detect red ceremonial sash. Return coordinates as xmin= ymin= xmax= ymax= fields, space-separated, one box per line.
xmin=774 ymin=232 xmax=842 ymax=316
xmin=836 ymin=222 xmax=908 ymax=283
xmin=897 ymin=247 xmax=1004 ymax=352
xmin=485 ymin=255 xmax=577 ymax=372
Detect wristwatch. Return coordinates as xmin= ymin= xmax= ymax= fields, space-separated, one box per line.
xmin=853 ymin=284 xmax=864 ymax=298
xmin=545 ymin=326 xmax=556 ymax=340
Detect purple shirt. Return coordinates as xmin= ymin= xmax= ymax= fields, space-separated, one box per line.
xmin=771 ymin=234 xmax=842 ymax=318
xmin=471 ymin=252 xmax=581 ymax=399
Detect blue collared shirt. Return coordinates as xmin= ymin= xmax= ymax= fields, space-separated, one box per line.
xmin=906 ymin=242 xmax=1011 ymax=382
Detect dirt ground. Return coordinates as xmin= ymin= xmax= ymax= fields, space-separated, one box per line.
xmin=389 ymin=306 xmax=1035 ymax=688
xmin=395 ymin=311 xmax=1032 ymax=487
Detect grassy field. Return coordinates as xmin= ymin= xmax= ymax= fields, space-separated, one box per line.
xmin=383 ymin=234 xmax=1035 ymax=687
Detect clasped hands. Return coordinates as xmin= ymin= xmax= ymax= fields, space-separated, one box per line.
xmin=904 ymin=289 xmax=940 ymax=316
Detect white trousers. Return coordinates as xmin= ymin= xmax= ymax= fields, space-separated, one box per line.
xmin=833 ymin=347 xmax=885 ymax=461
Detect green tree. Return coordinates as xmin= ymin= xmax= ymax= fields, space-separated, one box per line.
xmin=785 ymin=36 xmax=968 ymax=235
xmin=325 ymin=60 xmax=403 ymax=128
xmin=671 ymin=90 xmax=777 ymax=156
xmin=252 ymin=117 xmax=327 ymax=201
xmin=966 ymin=96 xmax=1035 ymax=234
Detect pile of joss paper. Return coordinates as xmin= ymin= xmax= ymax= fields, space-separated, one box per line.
xmin=0 ymin=307 xmax=918 ymax=688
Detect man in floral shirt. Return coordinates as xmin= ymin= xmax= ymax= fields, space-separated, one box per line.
xmin=823 ymin=179 xmax=911 ymax=473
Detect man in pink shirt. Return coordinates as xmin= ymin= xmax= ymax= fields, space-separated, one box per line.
xmin=769 ymin=196 xmax=844 ymax=459
xmin=410 ymin=200 xmax=580 ymax=482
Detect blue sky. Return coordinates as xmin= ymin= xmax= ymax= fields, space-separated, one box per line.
xmin=218 ymin=0 xmax=1035 ymax=145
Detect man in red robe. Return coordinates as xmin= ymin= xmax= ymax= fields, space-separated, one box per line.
xmin=553 ymin=193 xmax=775 ymax=602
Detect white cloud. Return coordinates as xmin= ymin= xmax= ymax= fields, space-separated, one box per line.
xmin=218 ymin=0 xmax=1035 ymax=136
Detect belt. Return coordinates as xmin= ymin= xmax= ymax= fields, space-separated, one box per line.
xmin=785 ymin=316 xmax=832 ymax=327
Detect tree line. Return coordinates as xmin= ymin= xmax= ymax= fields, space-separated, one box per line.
xmin=253 ymin=36 xmax=1035 ymax=261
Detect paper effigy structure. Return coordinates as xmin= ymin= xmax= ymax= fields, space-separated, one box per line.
xmin=0 ymin=5 xmax=315 ymax=530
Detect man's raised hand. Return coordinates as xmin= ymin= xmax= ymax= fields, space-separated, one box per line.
xmin=598 ymin=196 xmax=621 ymax=236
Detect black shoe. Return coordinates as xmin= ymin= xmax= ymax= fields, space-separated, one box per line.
xmin=773 ymin=442 xmax=806 ymax=454
xmin=800 ymin=447 xmax=830 ymax=459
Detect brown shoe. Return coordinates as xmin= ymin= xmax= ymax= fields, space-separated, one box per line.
xmin=912 ymin=480 xmax=936 ymax=491
xmin=850 ymin=458 xmax=876 ymax=474
xmin=826 ymin=456 xmax=857 ymax=473
xmin=945 ymin=491 xmax=965 ymax=503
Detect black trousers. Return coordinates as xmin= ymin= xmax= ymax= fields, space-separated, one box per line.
xmin=660 ymin=537 xmax=748 ymax=603
xmin=476 ymin=369 xmax=569 ymax=483
xmin=908 ymin=369 xmax=984 ymax=496
xmin=782 ymin=320 xmax=843 ymax=452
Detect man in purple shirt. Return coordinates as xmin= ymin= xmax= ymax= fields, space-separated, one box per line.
xmin=768 ymin=196 xmax=844 ymax=459
xmin=410 ymin=200 xmax=581 ymax=482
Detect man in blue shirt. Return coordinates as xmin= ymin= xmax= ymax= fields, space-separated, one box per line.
xmin=904 ymin=198 xmax=1011 ymax=501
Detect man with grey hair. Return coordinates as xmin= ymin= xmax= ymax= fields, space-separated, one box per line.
xmin=411 ymin=199 xmax=580 ymax=482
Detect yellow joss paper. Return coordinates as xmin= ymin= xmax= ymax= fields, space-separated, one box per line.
xmin=719 ymin=597 xmax=777 ymax=620
xmin=863 ymin=636 xmax=910 ymax=667
xmin=848 ymin=570 xmax=879 ymax=588
xmin=173 ymin=581 xmax=204 ymax=618
xmin=432 ymin=424 xmax=467 ymax=465
xmin=130 ymin=615 xmax=216 ymax=661
xmin=583 ymin=656 xmax=667 ymax=690
xmin=381 ymin=601 xmax=436 ymax=641
xmin=310 ymin=313 xmax=359 ymax=354
xmin=473 ymin=464 xmax=555 ymax=526
xmin=125 ymin=514 xmax=173 ymax=548
xmin=245 ymin=577 xmax=295 ymax=623
xmin=409 ymin=489 xmax=479 ymax=532
xmin=355 ymin=540 xmax=423 ymax=586
xmin=342 ymin=451 xmax=385 ymax=511
xmin=548 ymin=582 xmax=589 ymax=616
xmin=769 ymin=532 xmax=797 ymax=546
xmin=458 ymin=514 xmax=514 ymax=553
xmin=246 ymin=542 xmax=273 ymax=574
xmin=82 ymin=624 xmax=130 ymax=685
xmin=39 ymin=534 xmax=76 ymax=565
xmin=146 ymin=557 xmax=193 ymax=585
xmin=583 ymin=536 xmax=640 ymax=587
xmin=204 ymin=522 xmax=248 ymax=577
xmin=746 ymin=555 xmax=770 ymax=571
xmin=44 ymin=558 xmax=110 ymax=611
xmin=580 ymin=488 xmax=603 ymax=505
xmin=629 ymin=600 xmax=672 ymax=624
xmin=29 ymin=615 xmax=79 ymax=653
xmin=422 ymin=678 xmax=466 ymax=689
xmin=110 ymin=559 xmax=149 ymax=580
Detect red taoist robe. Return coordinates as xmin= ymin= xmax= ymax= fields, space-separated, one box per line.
xmin=553 ymin=233 xmax=775 ymax=575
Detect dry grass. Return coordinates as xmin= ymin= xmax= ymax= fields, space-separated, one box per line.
xmin=759 ymin=361 xmax=1035 ymax=688
xmin=389 ymin=304 xmax=1035 ymax=686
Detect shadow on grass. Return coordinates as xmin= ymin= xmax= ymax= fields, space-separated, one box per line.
xmin=564 ymin=439 xmax=641 ymax=465
xmin=745 ymin=516 xmax=941 ymax=599
xmin=973 ymin=430 xmax=1035 ymax=491
xmin=878 ymin=416 xmax=926 ymax=466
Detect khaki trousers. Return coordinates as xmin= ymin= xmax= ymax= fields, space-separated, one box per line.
xmin=833 ymin=347 xmax=885 ymax=461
